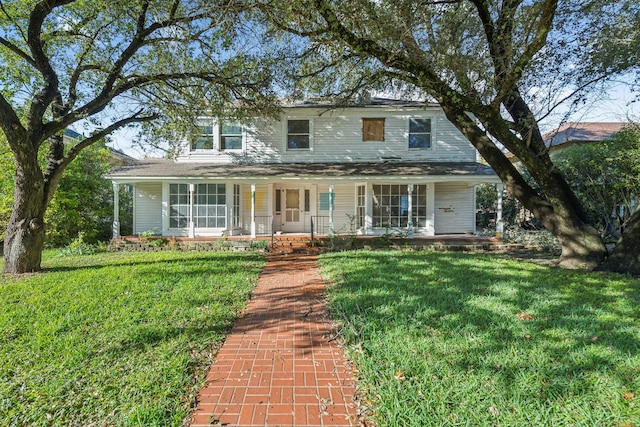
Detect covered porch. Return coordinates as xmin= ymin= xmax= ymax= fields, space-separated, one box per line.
xmin=107 ymin=160 xmax=505 ymax=241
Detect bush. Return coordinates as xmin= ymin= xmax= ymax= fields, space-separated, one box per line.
xmin=57 ymin=233 xmax=107 ymax=257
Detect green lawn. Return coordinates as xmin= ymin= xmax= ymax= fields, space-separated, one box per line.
xmin=0 ymin=250 xmax=264 ymax=426
xmin=319 ymin=251 xmax=640 ymax=427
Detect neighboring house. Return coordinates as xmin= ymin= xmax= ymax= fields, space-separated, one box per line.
xmin=64 ymin=129 xmax=136 ymax=166
xmin=543 ymin=122 xmax=628 ymax=155
xmin=106 ymin=99 xmax=502 ymax=239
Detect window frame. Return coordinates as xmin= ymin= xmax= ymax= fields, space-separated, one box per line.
xmin=219 ymin=122 xmax=244 ymax=151
xmin=193 ymin=183 xmax=227 ymax=229
xmin=371 ymin=184 xmax=428 ymax=229
xmin=169 ymin=183 xmax=190 ymax=229
xmin=286 ymin=118 xmax=312 ymax=151
xmin=190 ymin=118 xmax=245 ymax=152
xmin=191 ymin=118 xmax=215 ymax=151
xmin=407 ymin=117 xmax=432 ymax=150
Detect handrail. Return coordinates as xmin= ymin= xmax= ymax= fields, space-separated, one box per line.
xmin=253 ymin=216 xmax=273 ymax=236
xmin=311 ymin=215 xmax=330 ymax=239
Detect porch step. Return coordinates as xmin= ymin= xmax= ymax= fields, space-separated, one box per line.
xmin=268 ymin=237 xmax=319 ymax=254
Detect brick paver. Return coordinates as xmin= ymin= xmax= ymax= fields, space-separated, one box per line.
xmin=189 ymin=254 xmax=358 ymax=427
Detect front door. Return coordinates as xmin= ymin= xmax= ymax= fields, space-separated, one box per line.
xmin=275 ymin=185 xmax=312 ymax=232
xmin=283 ymin=188 xmax=303 ymax=231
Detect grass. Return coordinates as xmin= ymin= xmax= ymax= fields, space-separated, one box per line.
xmin=0 ymin=250 xmax=264 ymax=426
xmin=319 ymin=251 xmax=640 ymax=427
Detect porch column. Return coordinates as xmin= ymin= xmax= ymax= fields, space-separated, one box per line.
xmin=407 ymin=184 xmax=414 ymax=238
xmin=364 ymin=183 xmax=372 ymax=234
xmin=250 ymin=183 xmax=256 ymax=238
xmin=112 ymin=182 xmax=120 ymax=238
xmin=329 ymin=184 xmax=334 ymax=236
xmin=188 ymin=183 xmax=195 ymax=238
xmin=426 ymin=183 xmax=435 ymax=236
xmin=496 ymin=183 xmax=504 ymax=240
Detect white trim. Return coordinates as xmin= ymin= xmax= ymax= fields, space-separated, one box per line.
xmin=285 ymin=117 xmax=314 ymax=152
xmin=189 ymin=117 xmax=246 ymax=154
xmin=112 ymin=182 xmax=120 ymax=238
xmin=406 ymin=116 xmax=434 ymax=151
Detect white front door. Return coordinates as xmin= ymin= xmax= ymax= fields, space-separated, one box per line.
xmin=283 ymin=188 xmax=303 ymax=231
xmin=275 ymin=185 xmax=313 ymax=233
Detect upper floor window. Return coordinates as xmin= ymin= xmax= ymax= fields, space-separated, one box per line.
xmin=192 ymin=119 xmax=214 ymax=150
xmin=220 ymin=123 xmax=242 ymax=150
xmin=287 ymin=119 xmax=310 ymax=150
xmin=408 ymin=118 xmax=431 ymax=149
xmin=191 ymin=119 xmax=243 ymax=151
xmin=362 ymin=118 xmax=385 ymax=141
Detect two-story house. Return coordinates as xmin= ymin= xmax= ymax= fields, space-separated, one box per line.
xmin=107 ymin=99 xmax=502 ymax=239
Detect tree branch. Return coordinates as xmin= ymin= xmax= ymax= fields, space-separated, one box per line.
xmin=43 ymin=111 xmax=158 ymax=204
xmin=0 ymin=36 xmax=36 ymax=67
xmin=26 ymin=0 xmax=75 ymax=141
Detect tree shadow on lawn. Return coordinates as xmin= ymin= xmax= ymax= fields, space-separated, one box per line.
xmin=322 ymin=251 xmax=640 ymax=400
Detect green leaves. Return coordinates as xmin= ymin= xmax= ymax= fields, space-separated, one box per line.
xmin=553 ymin=126 xmax=640 ymax=239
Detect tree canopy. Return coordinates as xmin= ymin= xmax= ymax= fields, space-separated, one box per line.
xmin=257 ymin=0 xmax=640 ymax=271
xmin=0 ymin=0 xmax=280 ymax=273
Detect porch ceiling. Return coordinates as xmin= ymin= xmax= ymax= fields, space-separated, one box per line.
xmin=107 ymin=160 xmax=500 ymax=182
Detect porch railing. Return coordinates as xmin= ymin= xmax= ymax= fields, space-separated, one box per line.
xmin=254 ymin=216 xmax=273 ymax=237
xmin=311 ymin=215 xmax=330 ymax=245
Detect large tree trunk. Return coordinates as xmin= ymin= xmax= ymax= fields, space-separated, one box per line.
xmin=439 ymin=103 xmax=608 ymax=269
xmin=3 ymin=163 xmax=47 ymax=274
xmin=546 ymin=212 xmax=608 ymax=269
xmin=600 ymin=209 xmax=640 ymax=275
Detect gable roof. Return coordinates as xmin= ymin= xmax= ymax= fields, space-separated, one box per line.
xmin=543 ymin=122 xmax=627 ymax=149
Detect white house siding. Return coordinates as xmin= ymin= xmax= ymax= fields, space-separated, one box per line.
xmin=133 ymin=183 xmax=162 ymax=235
xmin=175 ymin=106 xmax=477 ymax=164
xmin=332 ymin=184 xmax=356 ymax=233
xmin=313 ymin=184 xmax=355 ymax=234
xmin=434 ymin=183 xmax=475 ymax=234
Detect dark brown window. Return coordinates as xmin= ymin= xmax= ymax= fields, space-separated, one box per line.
xmin=362 ymin=118 xmax=385 ymax=141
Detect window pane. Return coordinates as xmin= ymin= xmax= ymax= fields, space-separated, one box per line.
xmin=287 ymin=135 xmax=310 ymax=149
xmin=409 ymin=134 xmax=431 ymax=149
xmin=409 ymin=118 xmax=431 ymax=133
xmin=286 ymin=189 xmax=299 ymax=209
xmin=288 ymin=120 xmax=309 ymax=134
xmin=221 ymin=123 xmax=242 ymax=134
xmin=200 ymin=125 xmax=214 ymax=135
xmin=192 ymin=136 xmax=213 ymax=150
xmin=221 ymin=136 xmax=242 ymax=149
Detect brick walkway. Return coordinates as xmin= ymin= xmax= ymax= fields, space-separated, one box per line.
xmin=189 ymin=254 xmax=359 ymax=427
